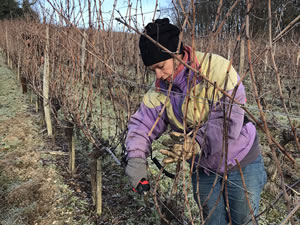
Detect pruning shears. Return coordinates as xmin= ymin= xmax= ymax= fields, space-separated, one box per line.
xmin=133 ymin=178 xmax=150 ymax=207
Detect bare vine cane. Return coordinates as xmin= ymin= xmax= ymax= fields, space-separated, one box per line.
xmin=251 ymin=179 xmax=300 ymax=225
xmin=115 ymin=17 xmax=295 ymax=164
xmin=267 ymin=0 xmax=300 ymax=152
xmin=246 ymin=0 xmax=294 ymax=224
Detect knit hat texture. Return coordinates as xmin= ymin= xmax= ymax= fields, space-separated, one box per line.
xmin=139 ymin=18 xmax=183 ymax=66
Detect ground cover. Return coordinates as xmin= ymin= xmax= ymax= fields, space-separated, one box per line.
xmin=0 ymin=52 xmax=299 ymax=224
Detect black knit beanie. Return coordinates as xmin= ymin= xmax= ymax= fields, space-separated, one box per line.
xmin=139 ymin=18 xmax=183 ymax=67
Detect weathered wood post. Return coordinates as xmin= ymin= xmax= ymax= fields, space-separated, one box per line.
xmin=65 ymin=121 xmax=76 ymax=176
xmin=96 ymin=158 xmax=102 ymax=215
xmin=5 ymin=27 xmax=10 ymax=67
xmin=80 ymin=31 xmax=87 ymax=81
xmin=30 ymin=90 xmax=33 ymax=103
xmin=35 ymin=97 xmax=39 ymax=113
xmin=43 ymin=25 xmax=53 ymax=136
xmin=227 ymin=38 xmax=231 ymax=60
xmin=264 ymin=48 xmax=268 ymax=73
xmin=297 ymin=51 xmax=300 ymax=70
xmin=17 ymin=50 xmax=21 ymax=82
xmin=263 ymin=45 xmax=268 ymax=88
xmin=239 ymin=38 xmax=245 ymax=75
xmin=70 ymin=128 xmax=76 ymax=175
xmin=88 ymin=148 xmax=103 ymax=214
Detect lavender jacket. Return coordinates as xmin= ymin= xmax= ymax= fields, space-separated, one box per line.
xmin=126 ymin=47 xmax=256 ymax=173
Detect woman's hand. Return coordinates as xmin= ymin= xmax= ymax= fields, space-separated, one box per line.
xmin=160 ymin=132 xmax=201 ymax=164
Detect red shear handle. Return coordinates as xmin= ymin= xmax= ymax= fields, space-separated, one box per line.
xmin=132 ymin=178 xmax=150 ymax=193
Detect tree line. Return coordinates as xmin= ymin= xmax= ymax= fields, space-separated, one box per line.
xmin=0 ymin=0 xmax=38 ymax=20
xmin=168 ymin=0 xmax=299 ymax=37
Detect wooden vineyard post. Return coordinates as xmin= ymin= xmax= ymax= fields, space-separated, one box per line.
xmin=263 ymin=47 xmax=268 ymax=85
xmin=43 ymin=25 xmax=53 ymax=137
xmin=96 ymin=158 xmax=102 ymax=215
xmin=80 ymin=31 xmax=87 ymax=81
xmin=30 ymin=90 xmax=33 ymax=103
xmin=264 ymin=48 xmax=268 ymax=73
xmin=239 ymin=38 xmax=245 ymax=75
xmin=5 ymin=27 xmax=10 ymax=67
xmin=17 ymin=51 xmax=21 ymax=82
xmin=9 ymin=55 xmax=12 ymax=69
xmin=35 ymin=97 xmax=39 ymax=113
xmin=227 ymin=38 xmax=231 ymax=60
xmin=297 ymin=51 xmax=300 ymax=72
xmin=70 ymin=129 xmax=76 ymax=176
xmin=65 ymin=121 xmax=76 ymax=176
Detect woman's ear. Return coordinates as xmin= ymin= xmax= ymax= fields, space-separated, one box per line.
xmin=175 ymin=54 xmax=183 ymax=65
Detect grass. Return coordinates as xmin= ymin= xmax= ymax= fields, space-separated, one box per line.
xmin=0 ymin=54 xmax=94 ymax=225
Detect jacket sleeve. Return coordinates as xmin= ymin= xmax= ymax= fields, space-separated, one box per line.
xmin=125 ymin=92 xmax=169 ymax=160
xmin=193 ymin=52 xmax=247 ymax=157
xmin=195 ymin=83 xmax=246 ymax=158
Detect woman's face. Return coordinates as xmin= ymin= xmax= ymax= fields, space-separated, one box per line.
xmin=149 ymin=58 xmax=176 ymax=82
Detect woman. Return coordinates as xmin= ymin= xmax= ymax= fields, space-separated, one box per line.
xmin=125 ymin=18 xmax=266 ymax=225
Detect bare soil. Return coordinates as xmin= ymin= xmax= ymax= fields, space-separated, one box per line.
xmin=0 ymin=54 xmax=159 ymax=225
xmin=0 ymin=55 xmax=96 ymax=225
